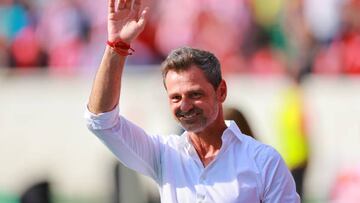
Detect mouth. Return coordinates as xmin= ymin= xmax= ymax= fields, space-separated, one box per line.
xmin=179 ymin=112 xmax=199 ymax=121
xmin=176 ymin=108 xmax=202 ymax=121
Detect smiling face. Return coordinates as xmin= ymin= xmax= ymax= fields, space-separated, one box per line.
xmin=165 ymin=65 xmax=226 ymax=133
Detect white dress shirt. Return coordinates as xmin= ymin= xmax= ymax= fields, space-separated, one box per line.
xmin=85 ymin=105 xmax=300 ymax=203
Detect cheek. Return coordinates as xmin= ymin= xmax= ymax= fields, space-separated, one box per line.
xmin=203 ymin=101 xmax=218 ymax=115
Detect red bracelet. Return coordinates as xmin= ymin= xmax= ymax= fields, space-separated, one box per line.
xmin=107 ymin=39 xmax=135 ymax=56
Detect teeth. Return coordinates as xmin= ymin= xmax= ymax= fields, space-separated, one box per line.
xmin=184 ymin=113 xmax=196 ymax=118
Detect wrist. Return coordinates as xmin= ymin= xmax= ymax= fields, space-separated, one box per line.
xmin=107 ymin=39 xmax=135 ymax=56
xmin=108 ymin=36 xmax=131 ymax=44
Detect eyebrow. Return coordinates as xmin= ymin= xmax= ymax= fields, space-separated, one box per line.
xmin=168 ymin=88 xmax=204 ymax=97
xmin=187 ymin=89 xmax=204 ymax=94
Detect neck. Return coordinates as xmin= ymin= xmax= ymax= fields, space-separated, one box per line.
xmin=188 ymin=118 xmax=227 ymax=167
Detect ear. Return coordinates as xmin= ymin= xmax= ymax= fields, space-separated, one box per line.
xmin=217 ymin=80 xmax=227 ymax=103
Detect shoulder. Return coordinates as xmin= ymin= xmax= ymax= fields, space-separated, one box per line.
xmin=251 ymin=139 xmax=282 ymax=168
xmin=239 ymin=136 xmax=283 ymax=171
xmin=230 ymin=132 xmax=282 ymax=170
xmin=240 ymin=135 xmax=277 ymax=156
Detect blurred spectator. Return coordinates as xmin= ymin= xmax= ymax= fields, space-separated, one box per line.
xmin=247 ymin=38 xmax=287 ymax=75
xmin=273 ymin=73 xmax=309 ymax=199
xmin=313 ymin=0 xmax=360 ymax=75
xmin=244 ymin=0 xmax=289 ymax=75
xmin=0 ymin=0 xmax=28 ymax=41
xmin=20 ymin=181 xmax=52 ymax=203
xmin=0 ymin=37 xmax=9 ymax=68
xmin=0 ymin=0 xmax=29 ymax=67
xmin=36 ymin=0 xmax=90 ymax=70
xmin=283 ymin=0 xmax=315 ymax=78
xmin=0 ymin=0 xmax=357 ymax=77
xmin=303 ymin=0 xmax=344 ymax=43
xmin=154 ymin=0 xmax=249 ymax=73
xmin=154 ymin=0 xmax=198 ymax=57
xmin=193 ymin=10 xmax=245 ymax=73
xmin=303 ymin=0 xmax=347 ymax=43
xmin=338 ymin=0 xmax=360 ymax=75
xmin=7 ymin=0 xmax=48 ymax=68
xmin=10 ymin=26 xmax=48 ymax=67
xmin=224 ymin=107 xmax=255 ymax=138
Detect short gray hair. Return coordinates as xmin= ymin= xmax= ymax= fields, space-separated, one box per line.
xmin=161 ymin=47 xmax=222 ymax=90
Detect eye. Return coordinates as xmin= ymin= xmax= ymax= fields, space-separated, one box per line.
xmin=170 ymin=95 xmax=181 ymax=103
xmin=190 ymin=92 xmax=202 ymax=99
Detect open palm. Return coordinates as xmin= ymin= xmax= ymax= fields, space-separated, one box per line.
xmin=107 ymin=0 xmax=148 ymax=43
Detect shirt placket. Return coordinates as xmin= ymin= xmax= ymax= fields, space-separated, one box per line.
xmin=196 ymin=172 xmax=207 ymax=203
xmin=186 ymin=132 xmax=231 ymax=203
xmin=186 ymin=142 xmax=208 ymax=202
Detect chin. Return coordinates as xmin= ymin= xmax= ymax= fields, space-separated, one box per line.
xmin=180 ymin=123 xmax=206 ymax=133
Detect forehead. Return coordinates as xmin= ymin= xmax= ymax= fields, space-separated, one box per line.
xmin=164 ymin=66 xmax=213 ymax=92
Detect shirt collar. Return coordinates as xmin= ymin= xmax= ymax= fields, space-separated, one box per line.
xmin=180 ymin=120 xmax=244 ymax=146
xmin=224 ymin=120 xmax=244 ymax=142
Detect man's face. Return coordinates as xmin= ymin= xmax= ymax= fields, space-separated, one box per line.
xmin=165 ymin=65 xmax=222 ymax=133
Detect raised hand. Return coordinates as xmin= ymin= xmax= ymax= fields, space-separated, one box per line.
xmin=107 ymin=0 xmax=149 ymax=44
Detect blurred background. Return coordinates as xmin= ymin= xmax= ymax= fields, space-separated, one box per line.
xmin=1 ymin=0 xmax=360 ymax=202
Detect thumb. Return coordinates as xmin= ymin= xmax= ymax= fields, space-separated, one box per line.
xmin=137 ymin=7 xmax=149 ymax=29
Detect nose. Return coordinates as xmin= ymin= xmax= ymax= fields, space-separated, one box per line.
xmin=179 ymin=98 xmax=193 ymax=113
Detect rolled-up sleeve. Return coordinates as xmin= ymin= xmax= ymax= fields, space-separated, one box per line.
xmin=84 ymin=105 xmax=120 ymax=130
xmin=84 ymin=105 xmax=162 ymax=182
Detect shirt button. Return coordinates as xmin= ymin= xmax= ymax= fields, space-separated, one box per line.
xmin=197 ymin=193 xmax=205 ymax=200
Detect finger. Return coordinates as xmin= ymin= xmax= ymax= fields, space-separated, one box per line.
xmin=133 ymin=0 xmax=141 ymax=13
xmin=137 ymin=7 xmax=149 ymax=28
xmin=125 ymin=0 xmax=133 ymax=10
xmin=108 ymin=0 xmax=115 ymax=13
xmin=117 ymin=0 xmax=126 ymax=10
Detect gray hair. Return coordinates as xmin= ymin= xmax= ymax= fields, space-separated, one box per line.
xmin=161 ymin=47 xmax=222 ymax=90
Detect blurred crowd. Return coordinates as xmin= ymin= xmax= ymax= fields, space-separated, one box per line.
xmin=1 ymin=1 xmax=360 ymax=203
xmin=0 ymin=0 xmax=360 ymax=76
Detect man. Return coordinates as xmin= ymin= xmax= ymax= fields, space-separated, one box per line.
xmin=85 ymin=0 xmax=300 ymax=202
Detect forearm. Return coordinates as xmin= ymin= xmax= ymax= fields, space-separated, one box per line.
xmin=88 ymin=46 xmax=127 ymax=114
xmin=88 ymin=0 xmax=148 ymax=114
